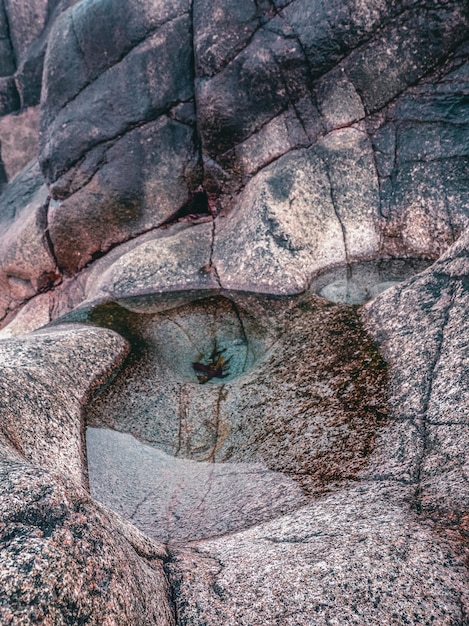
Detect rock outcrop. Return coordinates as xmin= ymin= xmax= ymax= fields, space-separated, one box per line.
xmin=0 ymin=0 xmax=468 ymax=623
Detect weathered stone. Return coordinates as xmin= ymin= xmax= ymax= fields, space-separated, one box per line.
xmin=48 ymin=116 xmax=200 ymax=273
xmin=3 ymin=0 xmax=49 ymax=63
xmin=213 ymin=128 xmax=380 ymax=293
xmin=0 ymin=2 xmax=16 ymax=77
xmin=0 ymin=460 xmax=174 ymax=626
xmin=0 ymin=107 xmax=39 ymax=180
xmin=0 ymin=324 xmax=128 ymax=483
xmin=82 ymin=221 xmax=218 ymax=305
xmin=87 ymin=427 xmax=307 ymax=543
xmin=85 ymin=291 xmax=388 ymax=497
xmin=363 ymin=231 xmax=469 ymax=519
xmin=166 ymin=484 xmax=469 ymax=625
xmin=196 ymin=22 xmax=308 ymax=158
xmin=0 ymin=0 xmax=467 ymax=622
xmin=40 ymin=9 xmax=193 ymax=185
xmin=0 ymin=76 xmax=19 ymax=116
xmin=0 ymin=161 xmax=59 ymax=321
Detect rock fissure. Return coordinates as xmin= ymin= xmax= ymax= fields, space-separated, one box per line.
xmin=46 ymin=8 xmax=192 ymax=129
xmin=324 ymin=166 xmax=349 ymax=266
xmin=208 ymin=217 xmax=222 ymax=288
xmin=412 ymin=280 xmax=457 ymax=513
xmin=209 ymin=385 xmax=225 ymax=462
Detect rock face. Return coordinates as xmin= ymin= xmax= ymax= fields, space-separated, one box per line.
xmin=0 ymin=0 xmax=468 ymax=623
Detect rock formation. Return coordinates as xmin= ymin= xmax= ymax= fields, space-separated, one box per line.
xmin=0 ymin=0 xmax=468 ymax=623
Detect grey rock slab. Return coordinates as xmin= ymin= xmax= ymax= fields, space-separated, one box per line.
xmin=363 ymin=235 xmax=469 ymax=518
xmin=374 ymin=59 xmax=469 ymax=258
xmin=315 ymin=65 xmax=366 ymax=131
xmin=196 ymin=22 xmax=308 ymax=158
xmin=41 ymin=0 xmax=190 ymax=127
xmin=0 ymin=76 xmax=19 ymax=116
xmin=0 ymin=324 xmax=128 ymax=485
xmin=166 ymin=484 xmax=469 ymax=625
xmin=0 ymin=292 xmax=51 ymax=337
xmin=40 ymin=11 xmax=193 ymax=184
xmin=193 ymin=0 xmax=260 ymax=77
xmin=0 ymin=459 xmax=174 ymax=625
xmin=213 ymin=129 xmax=380 ymax=294
xmin=281 ymin=0 xmax=401 ymax=77
xmin=82 ymin=221 xmax=218 ymax=305
xmin=48 ymin=116 xmax=199 ymax=273
xmin=233 ymin=108 xmax=310 ymax=182
xmin=0 ymin=2 xmax=16 ymax=77
xmin=87 ymin=427 xmax=307 ymax=543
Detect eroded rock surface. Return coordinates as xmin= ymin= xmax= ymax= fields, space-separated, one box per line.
xmin=0 ymin=0 xmax=467 ymax=623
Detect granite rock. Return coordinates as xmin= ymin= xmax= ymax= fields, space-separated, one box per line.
xmin=0 ymin=0 xmax=467 ymax=623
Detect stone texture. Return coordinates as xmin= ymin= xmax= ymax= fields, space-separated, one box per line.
xmin=0 ymin=324 xmax=128 ymax=484
xmin=166 ymin=484 xmax=469 ymax=625
xmin=363 ymin=231 xmax=469 ymax=521
xmin=87 ymin=427 xmax=307 ymax=543
xmin=0 ymin=107 xmax=39 ymax=180
xmin=212 ymin=128 xmax=380 ymax=293
xmin=40 ymin=7 xmax=193 ymax=184
xmin=48 ymin=116 xmax=200 ymax=273
xmin=0 ymin=460 xmax=174 ymax=626
xmin=0 ymin=0 xmax=467 ymax=623
xmin=85 ymin=291 xmax=388 ymax=496
xmin=0 ymin=161 xmax=59 ymax=322
xmin=82 ymin=221 xmax=218 ymax=305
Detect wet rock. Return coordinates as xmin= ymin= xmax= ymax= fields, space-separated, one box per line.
xmin=311 ymin=258 xmax=434 ymax=305
xmin=87 ymin=427 xmax=307 ymax=543
xmin=85 ymin=291 xmax=388 ymax=496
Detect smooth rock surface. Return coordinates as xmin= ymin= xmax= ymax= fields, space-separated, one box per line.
xmin=87 ymin=427 xmax=307 ymax=543
xmin=0 ymin=0 xmax=467 ymax=623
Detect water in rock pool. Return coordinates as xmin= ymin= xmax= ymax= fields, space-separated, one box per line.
xmin=84 ymin=259 xmax=433 ymax=542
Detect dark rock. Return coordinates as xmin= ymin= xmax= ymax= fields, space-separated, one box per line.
xmin=0 ymin=77 xmax=19 ymax=116
xmin=48 ymin=116 xmax=200 ymax=273
xmin=40 ymin=7 xmax=193 ymax=184
xmin=344 ymin=2 xmax=469 ymax=114
xmin=196 ymin=23 xmax=308 ymax=158
xmin=0 ymin=1 xmax=16 ymax=77
xmin=193 ymin=0 xmax=261 ymax=77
